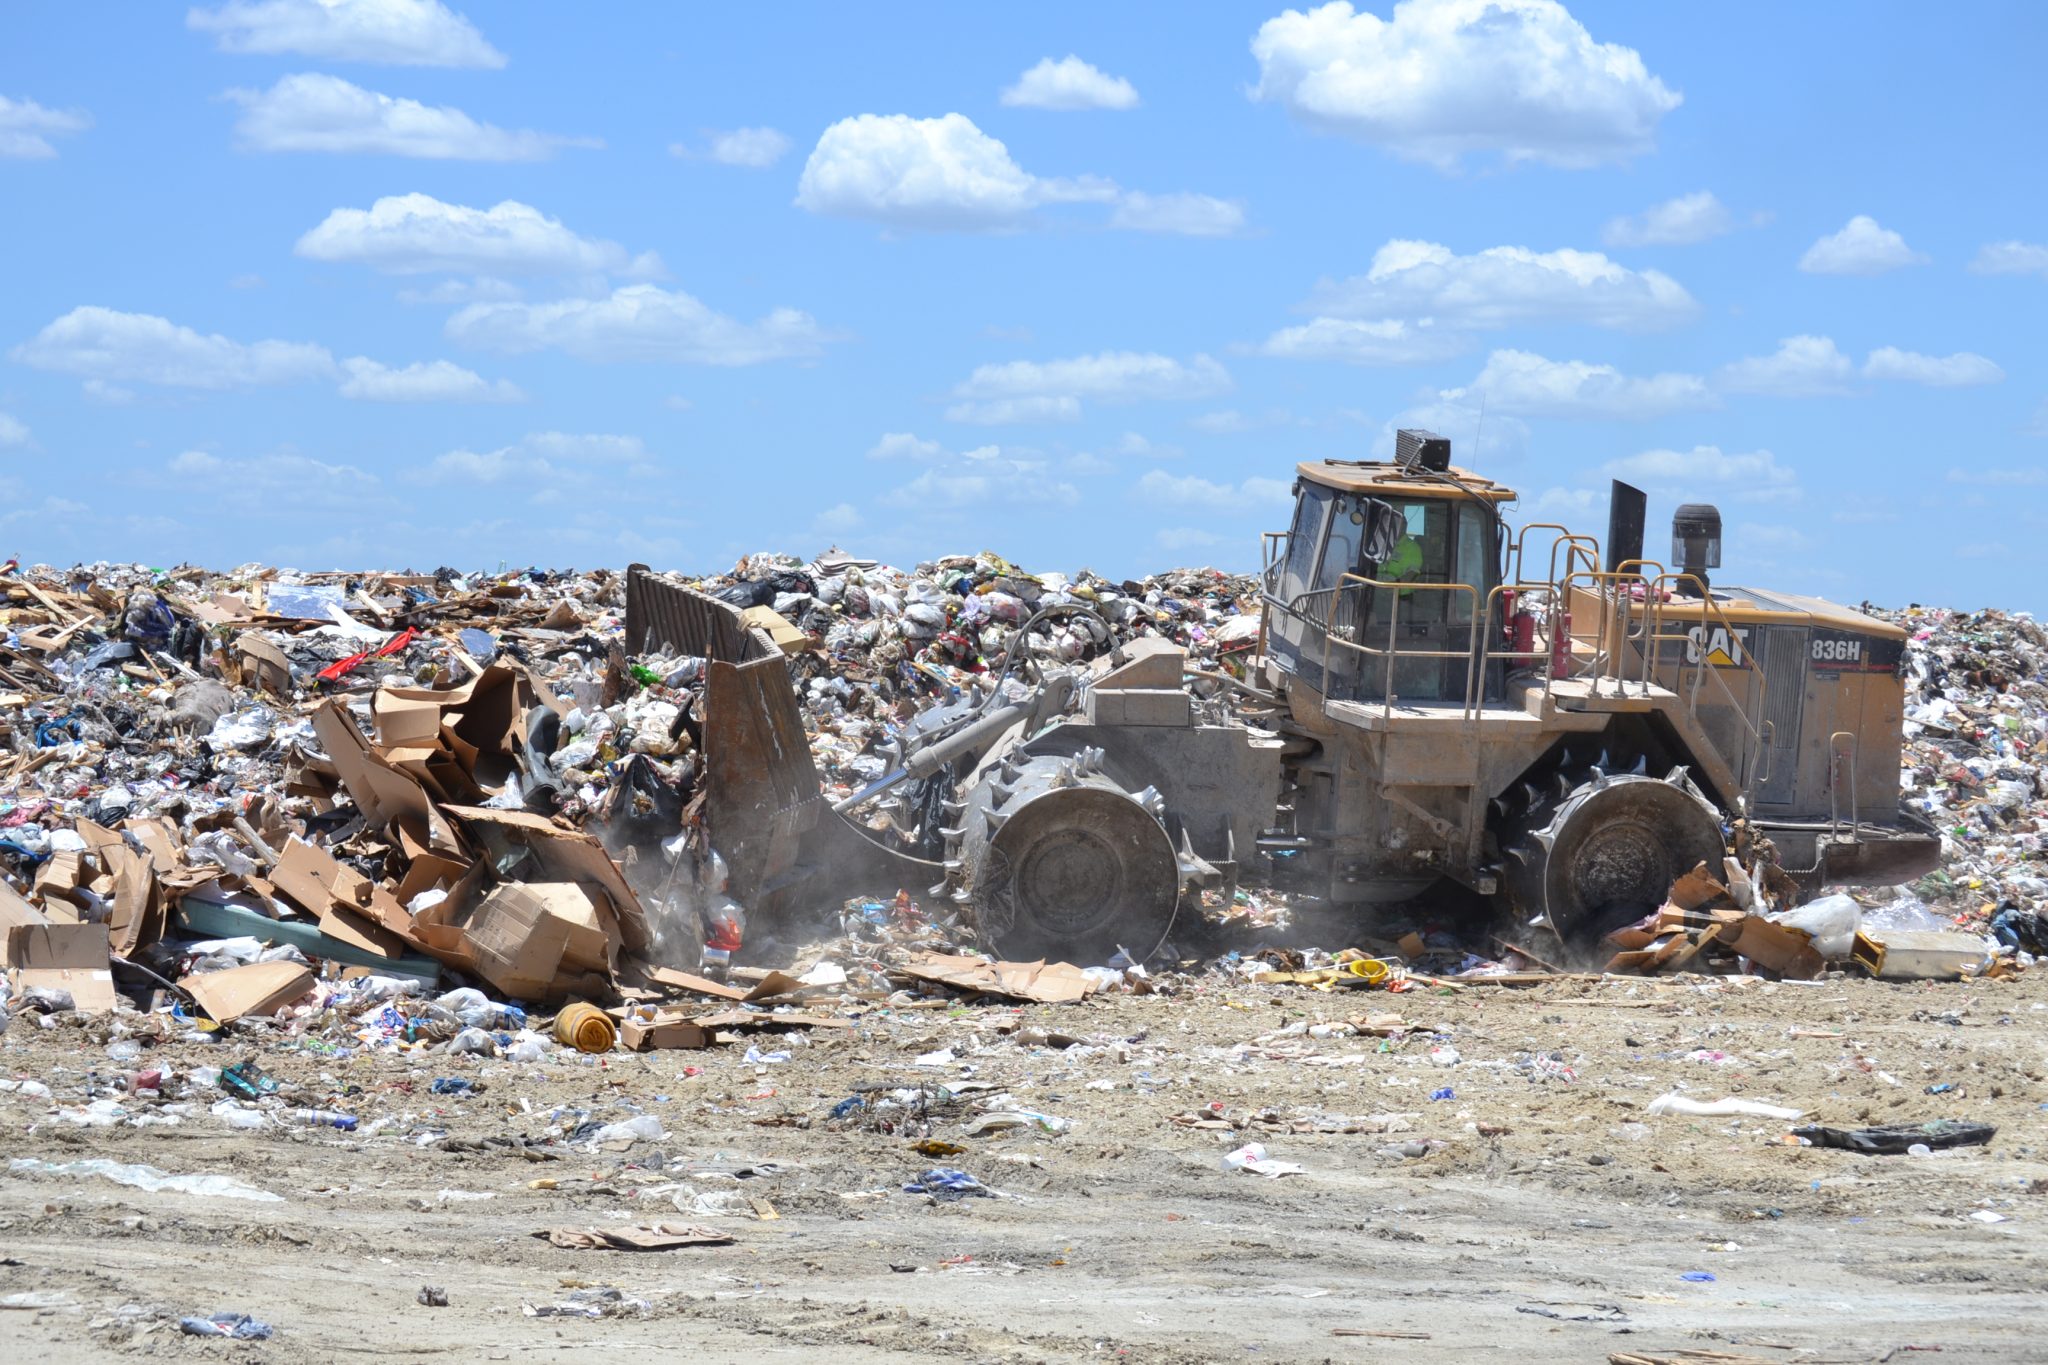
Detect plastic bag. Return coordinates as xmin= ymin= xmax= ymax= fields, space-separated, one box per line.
xmin=10 ymin=1157 xmax=283 ymax=1202
xmin=1769 ymin=893 xmax=1860 ymax=959
xmin=588 ymin=1114 xmax=665 ymax=1145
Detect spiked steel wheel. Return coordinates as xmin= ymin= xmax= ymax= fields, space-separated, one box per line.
xmin=946 ymin=749 xmax=1180 ymax=963
xmin=1499 ymin=765 xmax=1727 ymax=949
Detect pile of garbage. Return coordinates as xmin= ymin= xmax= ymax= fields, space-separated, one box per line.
xmin=0 ymin=550 xmax=1260 ymax=1043
xmin=1878 ymin=606 xmax=2048 ymax=953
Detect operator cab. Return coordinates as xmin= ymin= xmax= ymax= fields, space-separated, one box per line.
xmin=1262 ymin=431 xmax=1514 ymax=705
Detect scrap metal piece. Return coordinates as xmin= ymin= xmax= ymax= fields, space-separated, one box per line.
xmin=623 ymin=566 xmax=822 ymax=913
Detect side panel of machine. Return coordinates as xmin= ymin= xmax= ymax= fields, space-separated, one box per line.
xmin=1787 ymin=628 xmax=1908 ymax=823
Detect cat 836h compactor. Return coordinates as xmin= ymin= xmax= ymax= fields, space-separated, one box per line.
xmin=624 ymin=430 xmax=1939 ymax=963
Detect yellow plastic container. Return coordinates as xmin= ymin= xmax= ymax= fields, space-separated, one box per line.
xmin=1340 ymin=958 xmax=1392 ymax=985
xmin=554 ymin=1001 xmax=618 ymax=1054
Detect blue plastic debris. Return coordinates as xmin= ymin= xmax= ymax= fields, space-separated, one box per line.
xmin=180 ymin=1313 xmax=274 ymax=1339
xmin=903 ymin=1168 xmax=989 ymax=1199
xmin=1680 ymin=1271 xmax=1717 ymax=1283
xmin=1430 ymin=1087 xmax=1455 ymax=1101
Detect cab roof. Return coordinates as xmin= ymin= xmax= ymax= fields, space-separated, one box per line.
xmin=1297 ymin=459 xmax=1518 ymax=503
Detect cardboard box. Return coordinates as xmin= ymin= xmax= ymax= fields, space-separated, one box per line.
xmin=463 ymin=880 xmax=613 ymax=1001
xmin=442 ymin=806 xmax=651 ymax=957
xmin=619 ymin=1015 xmax=712 ymax=1051
xmin=371 ymin=665 xmax=530 ymax=794
xmin=737 ymin=606 xmax=812 ymax=655
xmin=183 ymin=960 xmax=315 ymax=1023
xmin=5 ymin=918 xmax=116 ymax=1013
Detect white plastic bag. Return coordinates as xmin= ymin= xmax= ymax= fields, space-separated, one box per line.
xmin=1769 ymin=893 xmax=1861 ymax=959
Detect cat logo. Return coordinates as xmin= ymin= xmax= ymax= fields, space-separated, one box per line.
xmin=1684 ymin=624 xmax=1750 ymax=668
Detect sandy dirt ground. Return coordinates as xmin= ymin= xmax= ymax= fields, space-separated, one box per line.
xmin=2 ymin=944 xmax=2044 ymax=1364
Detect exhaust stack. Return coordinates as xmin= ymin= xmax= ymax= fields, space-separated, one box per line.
xmin=1671 ymin=504 xmax=1722 ymax=595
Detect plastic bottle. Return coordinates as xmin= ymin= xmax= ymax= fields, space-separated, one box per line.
xmin=282 ymin=1108 xmax=360 ymax=1132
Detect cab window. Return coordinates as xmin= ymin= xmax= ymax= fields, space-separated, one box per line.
xmin=1314 ymin=496 xmax=1361 ymax=593
xmin=1273 ymin=483 xmax=1331 ymax=604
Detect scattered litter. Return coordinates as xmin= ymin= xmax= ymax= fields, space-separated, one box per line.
xmin=179 ymin=1313 xmax=274 ymax=1339
xmin=10 ymin=1158 xmax=282 ymax=1203
xmin=534 ymin=1224 xmax=734 ymax=1251
xmin=1790 ymin=1121 xmax=1996 ymax=1154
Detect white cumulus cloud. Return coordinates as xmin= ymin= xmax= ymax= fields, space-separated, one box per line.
xmin=1305 ymin=239 xmax=1697 ymax=331
xmin=796 ymin=112 xmax=1114 ymax=232
xmin=1862 ymin=347 xmax=2004 ymax=388
xmin=337 ymin=357 xmax=524 ymax=402
xmin=1001 ymin=56 xmax=1140 ymax=111
xmin=227 ymin=72 xmax=598 ymax=159
xmin=0 ymin=412 xmax=31 ymax=447
xmin=1969 ymin=241 xmax=2048 ymax=278
xmin=1601 ymin=190 xmax=1735 ymax=247
xmin=1136 ymin=469 xmax=1293 ymax=511
xmin=187 ymin=0 xmax=505 ymax=67
xmin=1716 ymin=335 xmax=1857 ymax=397
xmin=1603 ymin=446 xmax=1799 ymax=502
xmin=12 ymin=306 xmax=336 ymax=389
xmin=1258 ymin=317 xmax=1464 ymax=365
xmin=296 ymin=193 xmax=661 ymax=276
xmin=0 ymin=95 xmax=92 ymax=159
xmin=795 ymin=111 xmax=1231 ymax=238
xmin=445 ymin=284 xmax=830 ymax=366
xmin=1109 ymin=191 xmax=1248 ymax=238
xmin=1249 ymin=0 xmax=1681 ymax=170
xmin=1798 ymin=215 xmax=1927 ymax=276
xmin=1444 ymin=348 xmax=1715 ymax=420
xmin=948 ymin=351 xmax=1230 ymax=424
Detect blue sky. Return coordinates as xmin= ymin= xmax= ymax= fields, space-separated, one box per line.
xmin=2 ymin=1 xmax=2042 ymax=608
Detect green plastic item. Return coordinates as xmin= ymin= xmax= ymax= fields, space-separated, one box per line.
xmin=174 ymin=897 xmax=441 ymax=982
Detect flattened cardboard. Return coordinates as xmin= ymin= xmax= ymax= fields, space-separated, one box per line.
xmin=5 ymin=920 xmax=116 ymax=1013
xmin=269 ymin=837 xmax=411 ymax=953
xmin=183 ymin=960 xmax=315 ymax=1023
xmin=898 ymin=952 xmax=1099 ymax=1004
xmin=692 ymin=1009 xmax=855 ymax=1031
xmin=635 ymin=964 xmax=748 ymax=1002
xmin=0 ymin=877 xmax=43 ymax=932
xmin=534 ymin=1223 xmax=732 ymax=1251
